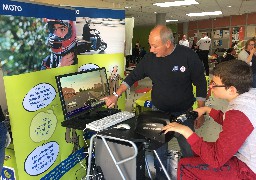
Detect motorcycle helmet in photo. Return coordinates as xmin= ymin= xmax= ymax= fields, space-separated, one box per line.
xmin=46 ymin=19 xmax=76 ymax=55
xmin=41 ymin=19 xmax=77 ymax=69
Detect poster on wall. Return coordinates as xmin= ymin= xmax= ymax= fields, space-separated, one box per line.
xmin=223 ymin=30 xmax=230 ymax=38
xmin=232 ymin=27 xmax=240 ymax=43
xmin=213 ymin=40 xmax=223 ymax=47
xmin=246 ymin=25 xmax=256 ymax=38
xmin=1 ymin=1 xmax=87 ymax=180
xmin=74 ymin=7 xmax=125 ymax=55
xmin=0 ymin=0 xmax=77 ymax=76
xmin=231 ymin=26 xmax=245 ymax=53
xmin=213 ymin=30 xmax=221 ymax=39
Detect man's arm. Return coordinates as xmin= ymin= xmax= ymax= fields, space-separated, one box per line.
xmin=189 ymin=50 xmax=207 ymax=128
xmin=194 ymin=99 xmax=205 ymax=129
xmin=102 ymin=83 xmax=128 ymax=108
xmin=196 ymin=39 xmax=201 ymax=47
xmin=115 ymin=83 xmax=128 ymax=97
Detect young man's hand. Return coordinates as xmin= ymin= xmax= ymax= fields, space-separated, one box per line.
xmin=193 ymin=106 xmax=212 ymax=128
xmin=194 ymin=116 xmax=205 ymax=129
xmin=162 ymin=122 xmax=193 ymax=139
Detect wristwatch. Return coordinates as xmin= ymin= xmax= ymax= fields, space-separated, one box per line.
xmin=113 ymin=92 xmax=119 ymax=98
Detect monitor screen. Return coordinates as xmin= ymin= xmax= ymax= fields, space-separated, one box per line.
xmin=55 ymin=68 xmax=109 ymax=120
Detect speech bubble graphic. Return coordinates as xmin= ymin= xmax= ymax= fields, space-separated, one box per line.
xmin=78 ymin=63 xmax=99 ymax=72
xmin=23 ymin=83 xmax=56 ymax=112
xmin=30 ymin=110 xmax=58 ymax=143
xmin=25 ymin=142 xmax=59 ymax=176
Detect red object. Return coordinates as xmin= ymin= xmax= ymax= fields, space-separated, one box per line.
xmin=178 ymin=109 xmax=255 ymax=179
xmin=239 ymin=26 xmax=245 ymax=41
xmin=135 ymin=87 xmax=151 ymax=94
xmin=134 ymin=81 xmax=138 ymax=88
xmin=177 ymin=156 xmax=256 ymax=180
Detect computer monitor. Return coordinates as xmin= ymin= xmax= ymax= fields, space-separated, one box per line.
xmin=55 ymin=67 xmax=109 ymax=120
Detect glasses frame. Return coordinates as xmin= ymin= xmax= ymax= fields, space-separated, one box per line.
xmin=211 ymin=85 xmax=226 ymax=88
xmin=210 ymin=81 xmax=226 ymax=88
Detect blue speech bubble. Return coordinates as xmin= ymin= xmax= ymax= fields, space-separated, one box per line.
xmin=25 ymin=142 xmax=59 ymax=176
xmin=23 ymin=83 xmax=56 ymax=112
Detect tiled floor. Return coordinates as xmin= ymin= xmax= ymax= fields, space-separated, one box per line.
xmin=124 ymin=74 xmax=229 ymax=179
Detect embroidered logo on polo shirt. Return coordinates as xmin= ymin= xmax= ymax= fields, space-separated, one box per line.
xmin=172 ymin=66 xmax=179 ymax=72
xmin=180 ymin=66 xmax=186 ymax=72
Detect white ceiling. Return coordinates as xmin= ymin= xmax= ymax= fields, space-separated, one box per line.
xmin=103 ymin=0 xmax=256 ymax=26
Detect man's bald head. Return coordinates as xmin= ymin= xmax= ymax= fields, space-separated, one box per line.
xmin=150 ymin=25 xmax=174 ymax=44
xmin=148 ymin=25 xmax=175 ymax=57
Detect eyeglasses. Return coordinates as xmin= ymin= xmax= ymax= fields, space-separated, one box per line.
xmin=249 ymin=44 xmax=255 ymax=46
xmin=210 ymin=81 xmax=226 ymax=88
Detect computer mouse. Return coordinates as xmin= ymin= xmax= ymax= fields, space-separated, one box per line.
xmin=115 ymin=124 xmax=131 ymax=130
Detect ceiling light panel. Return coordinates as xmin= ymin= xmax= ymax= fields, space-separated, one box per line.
xmin=186 ymin=11 xmax=222 ymax=16
xmin=153 ymin=0 xmax=199 ymax=7
xmin=166 ymin=19 xmax=179 ymax=22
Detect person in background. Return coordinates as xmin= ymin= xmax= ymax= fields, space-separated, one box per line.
xmin=162 ymin=60 xmax=256 ymax=180
xmin=103 ymin=25 xmax=207 ymax=179
xmin=190 ymin=40 xmax=198 ymax=53
xmin=139 ymin=47 xmax=147 ymax=59
xmin=135 ymin=41 xmax=141 ymax=49
xmin=131 ymin=44 xmax=140 ymax=64
xmin=179 ymin=34 xmax=189 ymax=47
xmin=238 ymin=38 xmax=256 ymax=88
xmin=222 ymin=47 xmax=236 ymax=62
xmin=0 ymin=106 xmax=7 ymax=175
xmin=196 ymin=32 xmax=211 ymax=76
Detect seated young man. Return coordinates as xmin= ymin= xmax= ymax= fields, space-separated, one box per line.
xmin=162 ymin=60 xmax=256 ymax=180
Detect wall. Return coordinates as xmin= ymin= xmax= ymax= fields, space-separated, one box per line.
xmin=178 ymin=12 xmax=256 ymax=52
xmin=133 ymin=24 xmax=178 ymax=52
xmin=180 ymin=12 xmax=256 ymax=34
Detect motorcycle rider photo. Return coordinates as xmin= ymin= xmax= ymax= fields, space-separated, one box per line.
xmin=41 ymin=19 xmax=77 ymax=70
xmin=76 ymin=18 xmax=108 ymax=54
xmin=82 ymin=22 xmax=97 ymax=51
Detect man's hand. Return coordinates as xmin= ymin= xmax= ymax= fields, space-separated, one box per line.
xmin=101 ymin=95 xmax=118 ymax=108
xmin=60 ymin=52 xmax=75 ymax=67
